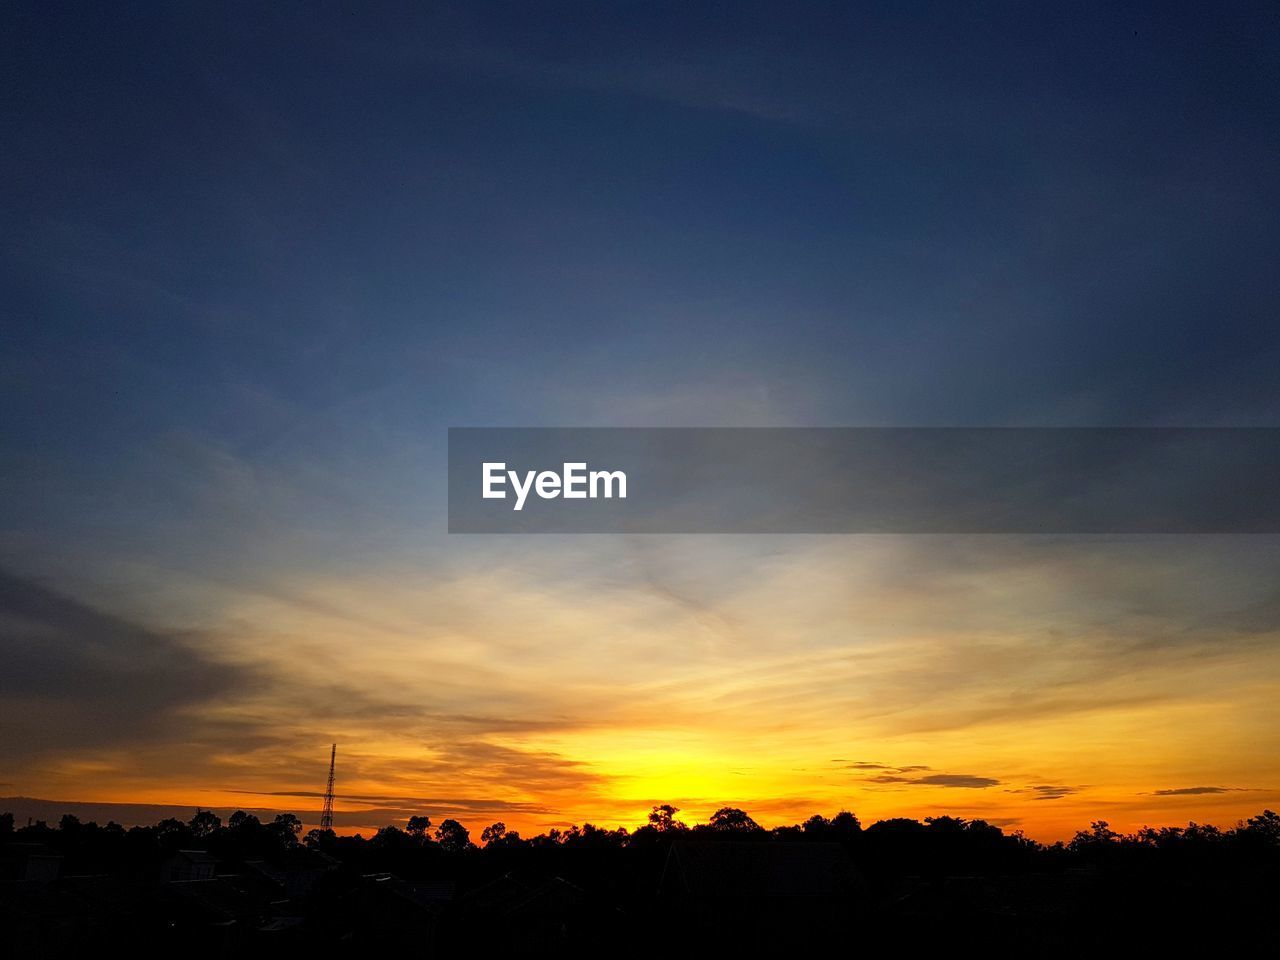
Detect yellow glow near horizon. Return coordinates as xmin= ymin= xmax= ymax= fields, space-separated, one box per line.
xmin=5 ymin=537 xmax=1279 ymax=843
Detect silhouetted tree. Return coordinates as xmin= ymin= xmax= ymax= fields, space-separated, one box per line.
xmin=1244 ymin=809 xmax=1280 ymax=843
xmin=189 ymin=810 xmax=221 ymax=838
xmin=1069 ymin=819 xmax=1119 ymax=854
xmin=155 ymin=817 xmax=189 ymax=841
xmin=865 ymin=817 xmax=926 ymax=840
xmin=648 ymin=804 xmax=687 ymax=832
xmin=435 ymin=818 xmax=471 ymax=852
xmin=530 ymin=827 xmax=564 ymax=849
xmin=707 ymin=807 xmax=762 ymax=834
xmin=272 ymin=812 xmax=304 ymax=840
xmin=481 ymin=821 xmax=507 ymax=845
xmin=802 ymin=814 xmax=831 ymax=833
xmin=924 ymin=814 xmax=967 ymax=833
xmin=304 ymin=827 xmax=335 ymax=848
xmin=560 ymin=823 xmax=628 ymax=848
xmin=229 ymin=810 xmax=261 ymax=831
xmin=373 ymin=825 xmax=412 ymax=850
xmin=406 ymin=815 xmax=432 ymax=839
xmin=831 ymin=810 xmax=862 ymax=834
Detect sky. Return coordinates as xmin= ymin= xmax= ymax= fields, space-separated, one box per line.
xmin=1 ymin=2 xmax=1279 ymax=841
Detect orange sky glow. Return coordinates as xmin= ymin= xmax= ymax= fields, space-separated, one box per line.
xmin=8 ymin=535 xmax=1278 ymax=844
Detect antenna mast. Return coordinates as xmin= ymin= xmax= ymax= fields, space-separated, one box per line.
xmin=320 ymin=743 xmax=336 ymax=830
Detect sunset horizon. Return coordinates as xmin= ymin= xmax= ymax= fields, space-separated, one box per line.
xmin=5 ymin=530 xmax=1278 ymax=846
xmin=3 ymin=3 xmax=1279 ymax=953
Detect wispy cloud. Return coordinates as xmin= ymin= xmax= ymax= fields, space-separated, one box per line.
xmin=1150 ymin=786 xmax=1253 ymax=796
xmin=865 ymin=773 xmax=1000 ymax=789
xmin=1030 ymin=785 xmax=1078 ymax=800
xmin=4 ymin=533 xmax=1280 ymax=839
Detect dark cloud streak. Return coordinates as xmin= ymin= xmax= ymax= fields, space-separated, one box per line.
xmin=863 ymin=771 xmax=1000 ymax=789
xmin=1151 ymin=786 xmax=1252 ymax=796
xmin=0 ymin=568 xmax=254 ymax=762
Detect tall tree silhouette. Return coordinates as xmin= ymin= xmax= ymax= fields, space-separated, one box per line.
xmin=436 ymin=818 xmax=471 ymax=852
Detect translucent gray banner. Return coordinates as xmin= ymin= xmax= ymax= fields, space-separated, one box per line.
xmin=447 ymin=428 xmax=1280 ymax=533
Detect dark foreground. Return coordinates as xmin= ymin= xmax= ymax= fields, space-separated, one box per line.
xmin=3 ymin=808 xmax=1278 ymax=957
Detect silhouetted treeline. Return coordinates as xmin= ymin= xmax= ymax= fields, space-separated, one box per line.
xmin=2 ymin=806 xmax=1277 ymax=956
